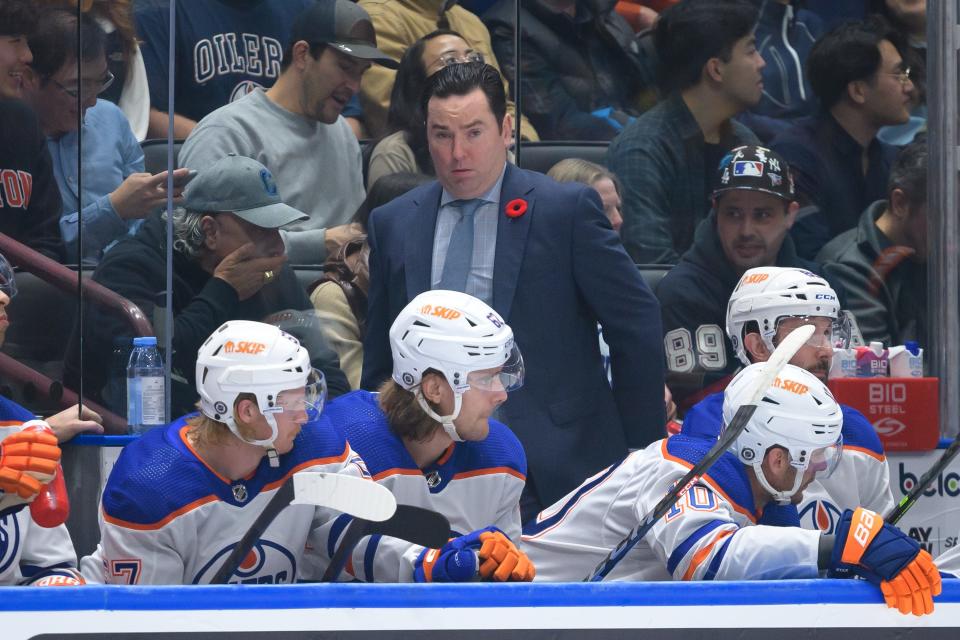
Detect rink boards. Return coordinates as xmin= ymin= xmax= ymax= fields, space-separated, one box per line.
xmin=1 ymin=580 xmax=960 ymax=638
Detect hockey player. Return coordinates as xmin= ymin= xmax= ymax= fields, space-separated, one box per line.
xmin=0 ymin=250 xmax=99 ymax=586
xmin=682 ymin=267 xmax=893 ymax=529
xmin=83 ymin=320 xmax=371 ymax=585
xmin=522 ymin=363 xmax=941 ymax=616
xmin=322 ymin=290 xmax=535 ymax=582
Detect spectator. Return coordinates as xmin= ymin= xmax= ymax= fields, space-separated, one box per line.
xmin=134 ymin=0 xmax=314 ymax=139
xmin=179 ymin=0 xmax=396 ymax=266
xmin=483 ymin=0 xmax=656 ymax=141
xmin=24 ymin=8 xmax=190 ymax=265
xmin=870 ymin=0 xmax=927 ymax=146
xmin=37 ymin=0 xmax=151 ymax=140
xmin=357 ymin=0 xmax=539 ymax=141
xmin=63 ymin=155 xmax=349 ymax=420
xmin=738 ymin=0 xmax=824 ymax=143
xmin=311 ymin=172 xmax=430 ymax=389
xmin=680 ymin=267 xmax=892 ymax=531
xmin=320 ymin=291 xmax=534 ymax=583
xmin=362 ymin=62 xmax=665 ymax=520
xmin=771 ymin=19 xmax=912 ymax=259
xmin=607 ymin=0 xmax=762 ymax=265
xmin=0 ymin=0 xmax=65 ymax=262
xmin=657 ymin=145 xmax=830 ymax=411
xmin=818 ymin=139 xmax=927 ymax=347
xmin=367 ymin=30 xmax=487 ymax=190
xmin=546 ymin=158 xmax=622 ymax=232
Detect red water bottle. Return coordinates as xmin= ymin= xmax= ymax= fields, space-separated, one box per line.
xmin=23 ymin=421 xmax=69 ymax=528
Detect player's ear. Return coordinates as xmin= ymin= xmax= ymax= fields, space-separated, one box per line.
xmin=743 ymin=332 xmax=770 ymax=362
xmin=234 ymin=397 xmax=261 ymax=424
xmin=420 ymin=372 xmax=445 ymax=405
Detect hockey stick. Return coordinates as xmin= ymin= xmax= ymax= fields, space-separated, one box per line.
xmin=885 ymin=436 xmax=960 ymax=525
xmin=211 ymin=472 xmax=397 ymax=584
xmin=584 ymin=323 xmax=815 ymax=581
xmin=321 ymin=505 xmax=452 ymax=582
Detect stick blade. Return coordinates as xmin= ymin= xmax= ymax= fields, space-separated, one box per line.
xmin=371 ymin=505 xmax=451 ymax=549
xmin=291 ymin=472 xmax=397 ymax=521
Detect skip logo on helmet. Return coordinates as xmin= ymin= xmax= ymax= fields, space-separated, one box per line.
xmin=223 ymin=340 xmax=267 ymax=355
xmin=420 ymin=304 xmax=462 ymax=320
xmin=771 ymin=377 xmax=810 ymax=395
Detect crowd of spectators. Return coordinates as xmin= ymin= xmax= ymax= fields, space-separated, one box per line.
xmin=0 ymin=0 xmax=938 ymax=576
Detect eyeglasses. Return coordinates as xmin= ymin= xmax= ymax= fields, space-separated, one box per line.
xmin=431 ymin=51 xmax=484 ymax=71
xmin=885 ymin=66 xmax=913 ymax=85
xmin=52 ymin=69 xmax=115 ymax=99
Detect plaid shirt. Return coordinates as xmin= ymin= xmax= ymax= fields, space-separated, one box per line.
xmin=607 ymin=94 xmax=758 ymax=265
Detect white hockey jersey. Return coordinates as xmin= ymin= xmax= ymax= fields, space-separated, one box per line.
xmin=311 ymin=390 xmax=527 ymax=582
xmin=681 ymin=392 xmax=894 ymax=533
xmin=0 ymin=397 xmax=81 ymax=585
xmin=81 ymin=414 xmax=371 ymax=585
xmin=522 ymin=435 xmax=822 ymax=582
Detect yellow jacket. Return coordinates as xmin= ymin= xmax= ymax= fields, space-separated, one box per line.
xmin=358 ymin=0 xmax=539 ymax=141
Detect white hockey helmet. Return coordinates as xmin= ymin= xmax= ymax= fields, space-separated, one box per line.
xmin=390 ymin=290 xmax=524 ymax=441
xmin=723 ymin=363 xmax=843 ymax=504
xmin=196 ymin=320 xmax=326 ymax=466
xmin=726 ymin=267 xmax=845 ymax=366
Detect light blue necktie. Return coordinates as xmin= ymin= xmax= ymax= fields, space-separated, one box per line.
xmin=438 ymin=198 xmax=483 ymax=292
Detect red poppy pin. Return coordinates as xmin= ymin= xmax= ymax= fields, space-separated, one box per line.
xmin=505 ymin=198 xmax=528 ymax=218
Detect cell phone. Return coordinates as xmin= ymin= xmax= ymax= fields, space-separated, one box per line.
xmin=171 ymin=169 xmax=198 ymax=188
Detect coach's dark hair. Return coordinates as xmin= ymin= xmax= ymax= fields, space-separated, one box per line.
xmin=807 ymin=18 xmax=902 ymax=111
xmin=888 ymin=136 xmax=927 ymax=209
xmin=0 ymin=0 xmax=37 ymax=37
xmin=28 ymin=8 xmax=106 ymax=80
xmin=421 ymin=62 xmax=507 ymax=130
xmin=386 ymin=30 xmax=466 ymax=174
xmin=653 ymin=0 xmax=758 ymax=94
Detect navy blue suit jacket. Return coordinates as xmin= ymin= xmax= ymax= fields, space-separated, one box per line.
xmin=361 ymin=163 xmax=665 ymax=506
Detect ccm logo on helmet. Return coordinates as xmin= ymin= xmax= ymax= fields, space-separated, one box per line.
xmin=223 ymin=340 xmax=267 ymax=355
xmin=771 ymin=377 xmax=809 ymax=395
xmin=420 ymin=304 xmax=462 ymax=320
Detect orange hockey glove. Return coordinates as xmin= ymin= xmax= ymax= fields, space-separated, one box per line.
xmin=0 ymin=428 xmax=60 ymax=499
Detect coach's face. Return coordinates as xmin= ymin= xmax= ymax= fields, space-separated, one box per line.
xmin=426 ymin=87 xmax=512 ymax=200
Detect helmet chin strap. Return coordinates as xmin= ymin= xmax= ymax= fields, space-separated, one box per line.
xmin=416 ymin=390 xmax=464 ymax=443
xmin=753 ymin=462 xmax=806 ymax=505
xmin=225 ymin=411 xmax=282 ymax=468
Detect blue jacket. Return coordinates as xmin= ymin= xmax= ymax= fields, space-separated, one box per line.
xmin=361 ymin=163 xmax=665 ymax=507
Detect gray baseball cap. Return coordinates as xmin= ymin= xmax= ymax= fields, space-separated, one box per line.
xmin=290 ymin=0 xmax=399 ymax=69
xmin=183 ymin=155 xmax=309 ymax=228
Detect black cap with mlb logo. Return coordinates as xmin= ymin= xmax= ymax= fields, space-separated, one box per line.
xmin=713 ymin=145 xmax=796 ymax=202
xmin=290 ymin=0 xmax=399 ymax=69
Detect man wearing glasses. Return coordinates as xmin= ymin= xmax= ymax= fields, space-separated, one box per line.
xmin=23 ymin=8 xmax=192 ymax=264
xmin=771 ymin=19 xmax=915 ymax=260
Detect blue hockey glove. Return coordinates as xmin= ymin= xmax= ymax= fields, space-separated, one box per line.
xmin=413 ymin=526 xmax=534 ymax=582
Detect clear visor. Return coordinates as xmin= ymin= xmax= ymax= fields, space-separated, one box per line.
xmin=775 ymin=315 xmax=851 ymax=350
xmin=270 ymin=369 xmax=327 ymax=422
xmin=0 ymin=253 xmax=17 ymax=299
xmin=464 ymin=344 xmax=525 ymax=393
xmin=791 ymin=436 xmax=843 ymax=480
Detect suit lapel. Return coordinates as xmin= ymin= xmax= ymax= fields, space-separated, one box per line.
xmin=405 ymin=182 xmax=444 ymax=300
xmin=493 ymin=164 xmax=534 ymax=320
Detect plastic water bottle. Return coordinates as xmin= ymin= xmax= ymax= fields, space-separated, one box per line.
xmin=126 ymin=336 xmax=166 ymax=435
